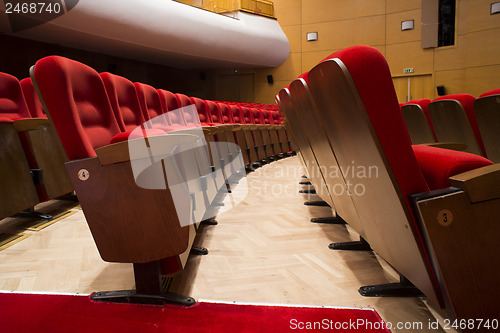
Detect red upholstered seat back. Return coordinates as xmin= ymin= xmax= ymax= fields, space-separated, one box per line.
xmin=134 ymin=82 xmax=164 ymax=122
xmin=241 ymin=107 xmax=254 ymax=124
xmin=206 ymin=101 xmax=222 ymax=124
xmin=251 ymin=108 xmax=264 ymax=125
xmin=0 ymin=73 xmax=32 ymax=119
xmin=20 ymin=78 xmax=46 ymax=118
xmin=175 ymin=94 xmax=198 ymax=127
xmin=32 ymin=56 xmax=121 ymax=160
xmin=261 ymin=110 xmax=273 ymax=124
xmin=319 ymin=45 xmax=430 ymax=204
xmin=271 ymin=111 xmax=282 ymax=124
xmin=219 ymin=103 xmax=234 ymax=124
xmin=190 ymin=97 xmax=212 ymax=125
xmin=158 ymin=89 xmax=185 ymax=127
xmin=100 ymin=73 xmax=145 ymax=132
xmin=434 ymin=94 xmax=486 ymax=156
xmin=230 ymin=105 xmax=243 ymax=123
xmin=158 ymin=89 xmax=179 ymax=112
xmin=479 ymin=88 xmax=500 ymax=98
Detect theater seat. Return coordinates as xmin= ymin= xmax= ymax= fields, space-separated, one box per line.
xmin=32 ymin=55 xmax=199 ymax=305
xmin=20 ymin=78 xmax=46 ymax=118
xmin=474 ymin=90 xmax=500 ymax=163
xmin=479 ymin=88 xmax=500 ymax=98
xmin=412 ymin=145 xmax=493 ymax=190
xmin=0 ymin=117 xmax=40 ymax=220
xmin=302 ymin=45 xmax=498 ymax=323
xmin=401 ymin=99 xmax=437 ymax=144
xmin=100 ymin=73 xmax=146 ymax=132
xmin=0 ymin=73 xmax=73 ymax=203
xmin=429 ymin=94 xmax=487 ymax=156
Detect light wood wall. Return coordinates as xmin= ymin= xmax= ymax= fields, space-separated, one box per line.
xmin=252 ymin=0 xmax=500 ymax=104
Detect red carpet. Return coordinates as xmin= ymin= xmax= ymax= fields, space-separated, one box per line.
xmin=0 ymin=292 xmax=391 ymax=332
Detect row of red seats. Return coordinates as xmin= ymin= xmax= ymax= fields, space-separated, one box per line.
xmin=0 ymin=73 xmax=73 ymax=221
xmin=401 ymin=90 xmax=500 ymax=163
xmin=278 ymin=45 xmax=498 ymax=326
xmin=211 ymin=100 xmax=278 ymax=111
xmin=28 ymin=55 xmax=293 ymax=306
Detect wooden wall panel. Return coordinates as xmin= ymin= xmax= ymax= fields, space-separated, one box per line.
xmin=281 ymin=25 xmax=302 ymax=54
xmin=463 ymin=65 xmax=500 ymax=97
xmin=464 ymin=0 xmax=500 ymax=33
xmin=259 ymin=0 xmax=500 ymax=103
xmin=434 ymin=69 xmax=467 ymax=96
xmin=257 ymin=52 xmax=302 ymax=83
xmin=385 ymin=0 xmax=420 ymax=14
xmin=273 ymin=0 xmax=301 ymax=27
xmin=386 ymin=41 xmax=434 ymax=76
xmin=386 ymin=9 xmax=421 ymax=45
xmin=302 ymin=0 xmax=385 ymax=24
xmin=301 ymin=50 xmax=333 ymax=73
xmin=302 ymin=16 xmax=385 ymax=53
xmin=462 ymin=28 xmax=500 ymax=68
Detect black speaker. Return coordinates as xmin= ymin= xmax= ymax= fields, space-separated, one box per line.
xmin=267 ymin=74 xmax=274 ymax=84
xmin=199 ymin=72 xmax=206 ymax=81
xmin=437 ymin=85 xmax=446 ymax=96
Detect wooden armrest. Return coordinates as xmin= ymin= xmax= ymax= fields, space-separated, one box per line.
xmin=450 ymin=164 xmax=500 ymax=203
xmin=420 ymin=142 xmax=467 ymax=151
xmin=13 ymin=118 xmax=49 ymax=132
xmin=96 ymin=133 xmax=201 ymax=166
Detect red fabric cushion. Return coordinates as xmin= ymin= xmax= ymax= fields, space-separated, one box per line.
xmin=0 ymin=73 xmax=33 ymax=120
xmin=218 ymin=103 xmax=234 ymax=124
xmin=158 ymin=89 xmax=180 ymax=112
xmin=479 ymin=88 xmax=500 ymax=98
xmin=20 ymin=78 xmax=47 ymax=118
xmin=241 ymin=107 xmax=254 ymax=124
xmin=33 ymin=56 xmax=121 ymax=160
xmin=109 ymin=128 xmax=167 ymax=145
xmin=0 ymin=117 xmax=13 ymax=124
xmin=230 ymin=105 xmax=243 ymax=123
xmin=134 ymin=82 xmax=164 ymax=122
xmin=206 ymin=101 xmax=222 ymax=124
xmin=434 ymin=94 xmax=486 ymax=156
xmin=190 ymin=97 xmax=211 ymax=124
xmin=325 ymin=46 xmax=430 ymax=198
xmin=271 ymin=111 xmax=282 ymax=124
xmin=100 ymin=73 xmax=145 ymax=132
xmin=413 ymin=145 xmax=493 ymax=190
xmin=251 ymin=108 xmax=264 ymax=125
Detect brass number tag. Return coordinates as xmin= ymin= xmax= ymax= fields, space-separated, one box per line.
xmin=437 ymin=209 xmax=453 ymax=226
xmin=78 ymin=169 xmax=90 ymax=181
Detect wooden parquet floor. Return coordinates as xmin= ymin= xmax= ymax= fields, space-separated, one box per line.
xmin=0 ymin=156 xmax=455 ymax=333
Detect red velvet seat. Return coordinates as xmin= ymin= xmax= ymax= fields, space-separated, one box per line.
xmin=219 ymin=103 xmax=234 ymax=124
xmin=412 ymin=145 xmax=492 ymax=190
xmin=0 ymin=112 xmax=39 ymax=220
xmin=230 ymin=105 xmax=243 ymax=124
xmin=32 ymin=55 xmax=198 ymax=305
xmin=401 ymin=99 xmax=437 ymax=144
xmin=429 ymin=94 xmax=487 ymax=156
xmin=479 ymin=88 xmax=500 ymax=98
xmin=176 ymin=94 xmax=200 ymax=128
xmin=206 ymin=101 xmax=223 ymax=125
xmin=0 ymin=73 xmax=73 ymax=203
xmin=302 ymin=45 xmax=498 ymax=322
xmin=100 ymin=73 xmax=146 ymax=132
xmin=189 ymin=97 xmax=209 ymax=126
xmin=474 ymin=90 xmax=500 ymax=163
xmin=20 ymin=77 xmax=46 ymax=118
